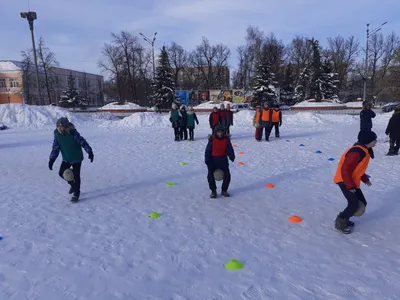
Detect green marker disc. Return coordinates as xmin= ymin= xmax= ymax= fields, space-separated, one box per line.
xmin=166 ymin=181 xmax=176 ymax=187
xmin=180 ymin=162 xmax=187 ymax=166
xmin=149 ymin=212 xmax=161 ymax=219
xmin=225 ymin=259 xmax=244 ymax=270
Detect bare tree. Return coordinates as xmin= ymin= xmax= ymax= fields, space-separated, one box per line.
xmin=34 ymin=37 xmax=59 ymax=104
xmin=166 ymin=42 xmax=189 ymax=88
xmin=288 ymin=36 xmax=314 ymax=82
xmin=98 ymin=43 xmax=124 ymax=102
xmin=20 ymin=49 xmax=35 ymax=104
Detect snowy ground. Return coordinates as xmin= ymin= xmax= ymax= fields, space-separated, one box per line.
xmin=1 ymin=106 xmax=400 ymax=299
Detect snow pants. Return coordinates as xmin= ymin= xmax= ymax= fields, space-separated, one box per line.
xmin=273 ymin=122 xmax=280 ymax=137
xmin=59 ymin=161 xmax=82 ymax=192
xmin=226 ymin=125 xmax=231 ymax=136
xmin=188 ymin=127 xmax=195 ymax=140
xmin=173 ymin=127 xmax=179 ymax=140
xmin=255 ymin=127 xmax=261 ymax=140
xmin=337 ymin=182 xmax=367 ymax=220
xmin=388 ymin=138 xmax=400 ymax=155
xmin=207 ymin=165 xmax=231 ymax=192
xmin=180 ymin=126 xmax=188 ymax=140
xmin=257 ymin=126 xmax=273 ymax=141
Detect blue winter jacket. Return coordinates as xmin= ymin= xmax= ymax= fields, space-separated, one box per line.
xmin=360 ymin=109 xmax=376 ymax=130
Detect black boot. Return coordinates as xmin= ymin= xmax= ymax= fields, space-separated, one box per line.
xmin=347 ymin=220 xmax=355 ymax=227
xmin=210 ymin=190 xmax=217 ymax=199
xmin=71 ymin=191 xmax=80 ymax=203
xmin=334 ymin=216 xmax=351 ymax=234
xmin=221 ymin=190 xmax=230 ymax=197
xmin=68 ymin=182 xmax=76 ymax=194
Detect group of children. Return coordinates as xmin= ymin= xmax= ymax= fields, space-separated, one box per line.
xmin=208 ymin=103 xmax=234 ymax=136
xmin=169 ymin=103 xmax=199 ymax=141
xmin=253 ymin=103 xmax=282 ymax=141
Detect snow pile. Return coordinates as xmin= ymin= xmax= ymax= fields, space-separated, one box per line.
xmin=195 ymin=101 xmax=233 ymax=109
xmin=232 ymin=110 xmax=255 ymax=126
xmin=0 ymin=104 xmax=95 ymax=129
xmin=346 ymin=101 xmax=363 ymax=108
xmin=98 ymin=101 xmax=147 ymax=110
xmin=111 ymin=112 xmax=170 ymax=128
xmin=293 ymin=99 xmax=346 ymax=108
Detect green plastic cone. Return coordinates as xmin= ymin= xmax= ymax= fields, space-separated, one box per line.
xmin=225 ymin=259 xmax=244 ymax=270
xmin=180 ymin=162 xmax=188 ymax=166
xmin=166 ymin=181 xmax=176 ymax=187
xmin=187 ymin=151 xmax=192 ymax=154
xmin=149 ymin=212 xmax=161 ymax=219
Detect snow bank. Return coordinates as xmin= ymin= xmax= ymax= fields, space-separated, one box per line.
xmin=98 ymin=101 xmax=147 ymax=110
xmin=346 ymin=101 xmax=363 ymax=108
xmin=293 ymin=99 xmax=346 ymax=108
xmin=91 ymin=112 xmax=119 ymax=121
xmin=0 ymin=104 xmax=95 ymax=129
xmin=195 ymin=101 xmax=233 ymax=109
xmin=109 ymin=112 xmax=170 ymax=128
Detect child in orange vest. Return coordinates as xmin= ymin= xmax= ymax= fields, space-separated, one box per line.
xmin=333 ymin=130 xmax=377 ymax=234
xmin=205 ymin=125 xmax=235 ymax=198
xmin=253 ymin=105 xmax=262 ymax=141
xmin=271 ymin=107 xmax=282 ymax=138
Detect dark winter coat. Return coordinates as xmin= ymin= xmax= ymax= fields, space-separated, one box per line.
xmin=209 ymin=111 xmax=220 ymax=127
xmin=186 ymin=111 xmax=199 ymax=128
xmin=385 ymin=108 xmax=400 ymax=140
xmin=205 ymin=134 xmax=235 ymax=170
xmin=225 ymin=110 xmax=234 ymax=126
xmin=169 ymin=109 xmax=181 ymax=128
xmin=50 ymin=123 xmax=92 ymax=164
xmin=219 ymin=110 xmax=228 ymax=126
xmin=179 ymin=110 xmax=188 ymax=127
xmin=360 ymin=108 xmax=376 ymax=130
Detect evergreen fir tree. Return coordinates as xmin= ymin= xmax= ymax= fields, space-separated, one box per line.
xmin=321 ymin=59 xmax=339 ymax=100
xmin=309 ymin=39 xmax=324 ymax=102
xmin=280 ymin=63 xmax=295 ymax=105
xmin=152 ymin=46 xmax=175 ymax=109
xmin=294 ymin=67 xmax=310 ymax=103
xmin=251 ymin=62 xmax=277 ymax=108
xmin=59 ymin=72 xmax=86 ymax=108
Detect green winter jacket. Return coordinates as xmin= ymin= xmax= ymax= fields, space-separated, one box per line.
xmin=186 ymin=112 xmax=199 ymax=128
xmin=50 ymin=124 xmax=92 ymax=163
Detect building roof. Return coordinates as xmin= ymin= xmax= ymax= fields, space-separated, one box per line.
xmin=0 ymin=60 xmax=102 ymax=78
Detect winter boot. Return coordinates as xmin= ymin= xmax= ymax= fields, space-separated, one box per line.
xmin=347 ymin=220 xmax=355 ymax=227
xmin=221 ymin=190 xmax=230 ymax=197
xmin=71 ymin=191 xmax=80 ymax=203
xmin=210 ymin=190 xmax=217 ymax=199
xmin=334 ymin=216 xmax=351 ymax=234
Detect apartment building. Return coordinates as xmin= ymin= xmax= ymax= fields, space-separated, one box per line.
xmin=0 ymin=60 xmax=104 ymax=105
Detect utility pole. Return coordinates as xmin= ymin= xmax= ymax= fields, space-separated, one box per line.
xmin=21 ymin=11 xmax=42 ymax=105
xmin=139 ymin=32 xmax=157 ymax=81
xmin=363 ymin=22 xmax=387 ymax=103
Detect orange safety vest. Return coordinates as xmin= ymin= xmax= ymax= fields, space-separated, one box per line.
xmin=333 ymin=145 xmax=370 ymax=188
xmin=254 ymin=110 xmax=261 ymax=122
xmin=261 ymin=109 xmax=271 ymax=121
xmin=272 ymin=110 xmax=280 ymax=123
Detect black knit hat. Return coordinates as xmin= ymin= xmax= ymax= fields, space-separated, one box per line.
xmin=357 ymin=130 xmax=377 ymax=145
xmin=56 ymin=117 xmax=69 ymax=128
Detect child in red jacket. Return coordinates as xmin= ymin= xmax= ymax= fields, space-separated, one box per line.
xmin=209 ymin=106 xmax=220 ymax=135
xmin=333 ymin=130 xmax=377 ymax=234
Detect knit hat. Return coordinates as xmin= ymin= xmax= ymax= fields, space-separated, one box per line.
xmin=357 ymin=130 xmax=377 ymax=145
xmin=215 ymin=125 xmax=225 ymax=134
xmin=56 ymin=117 xmax=69 ymax=128
xmin=220 ymin=104 xmax=225 ymax=109
xmin=180 ymin=104 xmax=186 ymax=110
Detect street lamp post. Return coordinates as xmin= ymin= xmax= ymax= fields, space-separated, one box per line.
xmin=363 ymin=22 xmax=387 ymax=103
xmin=20 ymin=11 xmax=42 ymax=105
xmin=139 ymin=32 xmax=157 ymax=81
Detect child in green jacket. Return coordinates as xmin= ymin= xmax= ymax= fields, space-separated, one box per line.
xmin=186 ymin=106 xmax=199 ymax=141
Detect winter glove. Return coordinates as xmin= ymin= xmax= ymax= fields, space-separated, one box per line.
xmin=365 ymin=181 xmax=372 ymax=186
xmin=88 ymin=152 xmax=94 ymax=163
xmin=279 ymin=122 xmax=282 ymax=126
xmin=230 ymin=157 xmax=235 ymax=163
xmin=348 ymin=188 xmax=356 ymax=193
xmin=48 ymin=159 xmax=55 ymax=170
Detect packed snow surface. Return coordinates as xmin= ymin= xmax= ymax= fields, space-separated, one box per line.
xmin=1 ymin=105 xmax=399 ymax=299
xmin=346 ymin=101 xmax=364 ymax=108
xmin=98 ymin=102 xmax=147 ymax=110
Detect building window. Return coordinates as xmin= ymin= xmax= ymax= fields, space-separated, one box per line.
xmin=9 ymin=78 xmax=19 ymax=88
xmin=0 ymin=79 xmax=5 ymax=88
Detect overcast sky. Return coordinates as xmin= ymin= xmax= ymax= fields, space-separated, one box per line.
xmin=1 ymin=0 xmax=399 ymax=77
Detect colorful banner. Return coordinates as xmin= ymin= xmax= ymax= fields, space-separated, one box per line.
xmin=175 ymin=90 xmax=188 ymax=105
xmin=188 ymin=90 xmax=199 ymax=106
xmin=244 ymin=91 xmax=254 ymax=103
xmin=210 ymin=90 xmax=222 ymax=102
xmin=232 ymin=89 xmax=245 ymax=103
xmin=199 ymin=91 xmax=210 ymax=102
xmin=222 ymin=90 xmax=232 ymax=101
